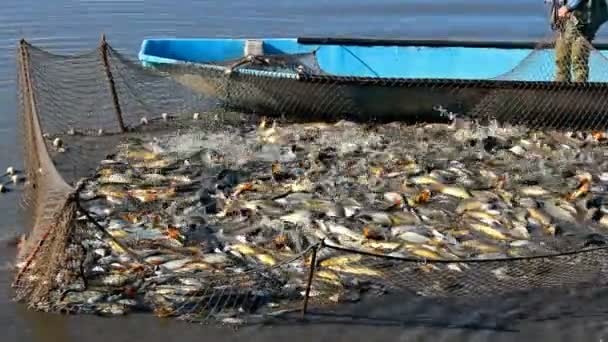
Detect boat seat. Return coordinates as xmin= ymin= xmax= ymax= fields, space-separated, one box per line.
xmin=244 ymin=39 xmax=264 ymax=57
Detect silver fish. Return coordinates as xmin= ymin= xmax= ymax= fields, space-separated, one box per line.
xmin=519 ymin=186 xmax=550 ymax=197
xmin=62 ymin=290 xmax=105 ymax=304
xmin=155 ymin=284 xmax=204 ymax=296
xmin=510 ymin=222 xmax=531 ymax=239
xmin=324 ymin=221 xmax=365 ymax=241
xmin=274 ymin=192 xmax=314 ymax=206
xmin=397 ymin=231 xmax=431 ymax=244
xmin=145 ymin=254 xmax=179 ymax=265
xmin=202 ymin=253 xmax=231 ymax=265
xmin=160 ymin=258 xmax=194 ymax=271
xmin=123 ymin=226 xmax=167 ymax=240
xmin=89 ymin=273 xmax=131 ymax=287
xmin=280 ymin=210 xmax=312 ymax=226
xmin=96 ymin=303 xmax=128 ymax=316
xmin=541 ymin=200 xmax=576 ymax=223
xmin=456 ymin=198 xmax=489 ymax=214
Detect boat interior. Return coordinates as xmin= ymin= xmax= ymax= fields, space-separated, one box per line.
xmin=139 ymin=37 xmax=608 ymax=81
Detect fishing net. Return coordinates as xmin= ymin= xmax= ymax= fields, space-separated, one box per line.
xmin=11 ymin=30 xmax=608 ymax=326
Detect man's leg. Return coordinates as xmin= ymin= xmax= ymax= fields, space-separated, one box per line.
xmin=555 ymin=26 xmax=573 ymax=82
xmin=572 ymin=23 xmax=597 ymax=83
xmin=572 ymin=33 xmax=591 ymax=82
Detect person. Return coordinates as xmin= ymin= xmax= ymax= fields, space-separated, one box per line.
xmin=553 ymin=0 xmax=608 ymax=82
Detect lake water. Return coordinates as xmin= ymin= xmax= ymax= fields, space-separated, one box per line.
xmin=3 ymin=1 xmax=608 ymax=341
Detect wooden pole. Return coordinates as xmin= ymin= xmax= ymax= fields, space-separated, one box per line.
xmin=301 ymin=244 xmax=318 ymax=320
xmin=99 ymin=34 xmax=126 ymax=133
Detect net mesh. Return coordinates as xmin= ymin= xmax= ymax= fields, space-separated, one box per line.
xmin=11 ymin=30 xmax=608 ymax=326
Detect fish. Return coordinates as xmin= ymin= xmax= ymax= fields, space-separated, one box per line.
xmin=159 ymin=258 xmax=193 ymax=271
xmin=519 ymin=186 xmax=550 ymax=197
xmin=468 ymin=222 xmax=509 ymax=241
xmin=97 ymin=185 xmax=128 ymax=199
xmin=409 ymin=175 xmax=441 ymax=185
xmin=89 ymin=273 xmax=131 ymax=287
xmin=244 ymin=200 xmax=285 ymax=216
xmin=567 ymin=180 xmax=590 ymax=200
xmin=62 ymin=290 xmax=105 ymax=304
xmin=127 ymin=189 xmax=159 ymax=203
xmin=175 ymin=263 xmax=211 ymax=273
xmin=96 ymin=303 xmax=128 ymax=316
xmin=274 ymin=192 xmax=314 ymax=206
xmin=227 ymin=244 xmax=277 ymax=266
xmin=383 ymin=192 xmax=405 ymax=207
xmin=108 ymin=240 xmax=127 ymax=254
xmin=432 ymin=184 xmax=472 ymax=199
xmin=541 ymin=200 xmax=576 ymax=223
xmin=288 ymin=178 xmax=315 ymax=193
xmin=456 ymin=199 xmax=489 ymax=214
xmin=127 ymin=150 xmax=158 ymax=160
xmin=518 ymin=197 xmax=538 ymax=209
xmin=229 ymin=243 xmax=257 ymax=256
xmin=364 ymin=240 xmax=402 ymax=251
xmin=389 ymin=211 xmax=422 ymax=226
xmin=319 ymin=254 xmax=363 ymax=268
xmin=543 ymin=224 xmax=558 ymax=236
xmin=464 ymin=210 xmax=502 ymax=225
xmin=356 ymin=210 xmax=391 ymax=226
xmin=324 ymin=221 xmax=366 ymax=241
xmin=406 ymin=246 xmax=442 ymax=260
xmin=340 ymin=198 xmax=363 ymax=217
xmin=123 ymin=227 xmax=167 ymax=241
xmin=527 ymin=208 xmax=552 ymax=226
xmin=177 ymin=278 xmax=204 ymax=287
xmin=170 ymin=175 xmax=193 ymax=184
xmin=302 ymin=199 xmax=335 ymax=211
xmin=108 ymin=229 xmax=129 ymax=239
xmin=141 ymin=173 xmax=168 ymax=184
xmin=253 ymin=253 xmax=277 ymax=266
xmin=132 ymin=158 xmax=175 ymax=169
xmin=509 ymin=222 xmax=530 ymax=239
xmin=155 ymin=284 xmax=204 ymax=296
xmin=461 ymin=240 xmax=502 ymax=253
xmin=201 ymin=253 xmax=231 ymax=265
xmin=477 ymin=252 xmax=508 ymax=260
xmin=446 ymin=263 xmax=464 ymax=272
xmin=325 ymin=264 xmax=382 ymax=277
xmin=280 ymin=210 xmax=312 ymax=226
xmin=598 ymin=214 xmax=608 ymax=229
xmin=363 ymin=224 xmax=384 ymax=240
xmin=325 ymin=203 xmax=347 ymax=218
xmin=98 ymin=173 xmax=132 ymax=185
xmin=405 ymin=189 xmax=432 ymax=207
xmin=397 ymin=231 xmax=431 ymax=244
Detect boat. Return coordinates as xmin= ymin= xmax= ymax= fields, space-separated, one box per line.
xmin=138 ymin=37 xmax=608 ymax=129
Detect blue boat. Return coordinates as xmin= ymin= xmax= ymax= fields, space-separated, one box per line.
xmin=138 ymin=37 xmax=608 ymax=129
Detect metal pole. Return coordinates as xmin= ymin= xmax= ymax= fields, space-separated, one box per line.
xmin=99 ymin=34 xmax=126 ymax=132
xmin=301 ymin=244 xmax=319 ymax=320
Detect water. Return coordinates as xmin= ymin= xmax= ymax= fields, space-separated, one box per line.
xmin=3 ymin=0 xmax=608 ymax=341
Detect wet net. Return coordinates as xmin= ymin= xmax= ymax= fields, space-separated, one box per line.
xmin=11 ymin=30 xmax=608 ymax=326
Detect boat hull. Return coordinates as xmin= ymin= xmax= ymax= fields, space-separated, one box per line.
xmin=145 ymin=61 xmax=608 ymax=130
xmin=138 ymin=37 xmax=608 ymax=130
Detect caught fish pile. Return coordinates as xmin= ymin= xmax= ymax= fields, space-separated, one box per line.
xmin=65 ymin=117 xmax=608 ymax=321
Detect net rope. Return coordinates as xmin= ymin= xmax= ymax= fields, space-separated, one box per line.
xmin=11 ymin=31 xmax=608 ymax=326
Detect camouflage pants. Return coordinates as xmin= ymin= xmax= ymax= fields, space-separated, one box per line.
xmin=555 ymin=15 xmax=594 ymax=82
